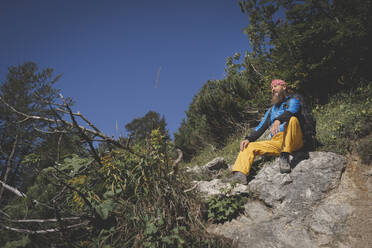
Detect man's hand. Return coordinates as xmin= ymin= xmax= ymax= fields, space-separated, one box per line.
xmin=240 ymin=139 xmax=249 ymax=151
xmin=271 ymin=120 xmax=281 ymax=136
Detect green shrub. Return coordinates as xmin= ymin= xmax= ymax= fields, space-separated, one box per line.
xmin=314 ymin=82 xmax=372 ymax=154
xmin=207 ymin=185 xmax=248 ymax=224
xmin=3 ymin=129 xmax=232 ymax=247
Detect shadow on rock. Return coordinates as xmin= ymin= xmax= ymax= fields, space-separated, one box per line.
xmin=290 ymin=150 xmax=310 ymax=169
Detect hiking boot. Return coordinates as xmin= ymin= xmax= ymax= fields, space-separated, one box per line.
xmin=225 ymin=171 xmax=248 ymax=185
xmin=279 ymin=152 xmax=291 ymax=173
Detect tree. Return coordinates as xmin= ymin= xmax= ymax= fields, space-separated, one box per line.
xmin=0 ymin=62 xmax=69 ymax=204
xmin=125 ymin=110 xmax=169 ymax=144
xmin=239 ymin=0 xmax=372 ymax=102
xmin=175 ymin=55 xmax=268 ymax=160
xmin=0 ymin=81 xmax=228 ymax=247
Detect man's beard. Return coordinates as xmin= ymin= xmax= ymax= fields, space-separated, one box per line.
xmin=271 ymin=89 xmax=286 ymax=106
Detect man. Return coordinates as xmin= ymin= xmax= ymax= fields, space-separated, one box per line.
xmin=228 ymin=79 xmax=304 ymax=184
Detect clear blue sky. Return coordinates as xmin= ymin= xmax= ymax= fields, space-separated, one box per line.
xmin=0 ymin=0 xmax=251 ymax=138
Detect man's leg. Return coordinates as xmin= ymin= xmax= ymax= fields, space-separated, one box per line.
xmin=279 ymin=116 xmax=303 ymax=173
xmin=232 ymin=134 xmax=284 ymax=176
xmin=282 ymin=116 xmax=303 ymax=153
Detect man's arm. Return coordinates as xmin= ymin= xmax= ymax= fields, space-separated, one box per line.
xmin=245 ymin=107 xmax=272 ymax=142
xmin=273 ymin=97 xmax=300 ymax=123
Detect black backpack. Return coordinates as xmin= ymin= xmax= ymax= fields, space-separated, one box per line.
xmin=286 ymin=94 xmax=317 ymax=150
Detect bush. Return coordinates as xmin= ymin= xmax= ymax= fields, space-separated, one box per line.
xmin=2 ymin=129 xmax=232 ymax=247
xmin=207 ymin=185 xmax=248 ymax=224
xmin=314 ymin=82 xmax=372 ymax=154
xmin=175 ymin=54 xmax=271 ymax=161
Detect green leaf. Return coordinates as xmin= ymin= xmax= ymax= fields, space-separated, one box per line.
xmin=95 ymin=199 xmax=115 ymax=220
xmin=145 ymin=223 xmax=158 ymax=235
xmin=4 ymin=235 xmax=30 ymax=248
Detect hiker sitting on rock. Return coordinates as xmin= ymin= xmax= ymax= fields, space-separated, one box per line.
xmin=228 ymin=79 xmax=307 ymax=185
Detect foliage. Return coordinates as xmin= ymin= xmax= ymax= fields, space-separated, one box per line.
xmin=1 ymin=128 xmax=231 ymax=247
xmin=3 ymin=235 xmax=30 ymax=248
xmin=3 ymin=0 xmax=372 ymax=244
xmin=314 ymin=82 xmax=372 ymax=154
xmin=239 ymin=0 xmax=372 ymax=102
xmin=176 ymin=0 xmax=372 ymax=161
xmin=182 ymin=132 xmax=242 ymax=169
xmin=207 ymin=184 xmax=248 ymax=224
xmin=0 ymin=63 xmax=231 ymax=247
xmin=175 ymin=54 xmax=270 ymax=161
xmin=125 ymin=110 xmax=169 ymax=144
xmin=0 ymin=62 xmax=80 ymax=208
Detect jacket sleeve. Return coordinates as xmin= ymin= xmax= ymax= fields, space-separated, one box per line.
xmin=273 ymin=97 xmax=300 ymax=123
xmin=245 ymin=107 xmax=271 ymax=142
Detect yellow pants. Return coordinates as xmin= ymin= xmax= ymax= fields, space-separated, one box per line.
xmin=232 ymin=117 xmax=303 ymax=175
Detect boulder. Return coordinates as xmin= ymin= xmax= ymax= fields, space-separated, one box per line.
xmin=206 ymin=152 xmax=358 ymax=247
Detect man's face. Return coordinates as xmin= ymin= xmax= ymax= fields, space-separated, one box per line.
xmin=271 ymin=84 xmax=286 ymax=105
xmin=271 ymin=84 xmax=286 ymax=96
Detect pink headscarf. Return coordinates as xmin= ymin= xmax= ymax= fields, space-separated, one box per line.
xmin=271 ymin=79 xmax=287 ymax=88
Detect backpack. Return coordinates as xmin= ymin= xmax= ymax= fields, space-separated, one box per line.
xmin=286 ymin=94 xmax=317 ymax=150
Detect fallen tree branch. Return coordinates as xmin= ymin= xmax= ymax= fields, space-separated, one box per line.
xmin=0 ymin=209 xmax=10 ymax=218
xmin=33 ymin=124 xmax=67 ymax=134
xmin=0 ymin=133 xmax=18 ymax=203
xmin=0 ymin=180 xmax=54 ymax=210
xmin=184 ymin=182 xmax=200 ymax=193
xmin=0 ymin=95 xmax=145 ymax=158
xmin=61 ymin=95 xmax=104 ymax=167
xmin=0 ymin=179 xmax=26 ymax=198
xmin=0 ymin=221 xmax=89 ymax=234
xmin=172 ymin=148 xmax=183 ymax=167
xmin=5 ymin=217 xmax=80 ymax=223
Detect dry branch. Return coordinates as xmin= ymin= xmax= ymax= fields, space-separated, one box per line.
xmin=0 ymin=209 xmax=10 ymax=218
xmin=184 ymin=182 xmax=200 ymax=193
xmin=0 ymin=221 xmax=89 ymax=234
xmin=0 ymin=179 xmax=26 ymax=198
xmin=0 ymin=133 xmax=18 ymax=202
xmin=0 ymin=95 xmax=145 ymax=158
xmin=0 ymin=180 xmax=54 ymax=209
xmin=5 ymin=217 xmax=80 ymax=223
xmin=172 ymin=148 xmax=183 ymax=167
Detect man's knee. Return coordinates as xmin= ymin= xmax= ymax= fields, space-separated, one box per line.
xmin=242 ymin=142 xmax=253 ymax=153
xmin=289 ymin=116 xmax=300 ymax=124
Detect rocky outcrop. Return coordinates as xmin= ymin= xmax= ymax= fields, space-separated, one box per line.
xmin=193 ymin=152 xmax=366 ymax=247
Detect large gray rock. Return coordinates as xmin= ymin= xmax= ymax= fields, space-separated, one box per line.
xmin=207 ymin=152 xmax=357 ymax=248
xmin=249 ymin=152 xmax=346 ymax=214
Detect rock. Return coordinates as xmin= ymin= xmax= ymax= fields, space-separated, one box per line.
xmin=203 ymin=157 xmax=228 ymax=171
xmin=207 ymin=151 xmax=357 ymax=248
xmin=186 ymin=157 xmax=228 ymax=175
xmin=364 ymin=167 xmax=372 ymax=176
xmin=249 ymin=152 xmax=346 ymax=214
xmin=186 ymin=157 xmax=229 ymax=180
xmin=185 ymin=165 xmax=202 ymax=174
xmin=195 ymin=179 xmax=249 ymax=199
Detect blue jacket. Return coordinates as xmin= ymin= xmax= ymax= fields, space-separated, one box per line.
xmin=245 ymin=95 xmax=301 ymax=142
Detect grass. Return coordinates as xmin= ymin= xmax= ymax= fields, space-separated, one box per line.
xmin=314 ymin=83 xmax=372 ymax=158
xmin=180 ymin=133 xmax=242 ymax=169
